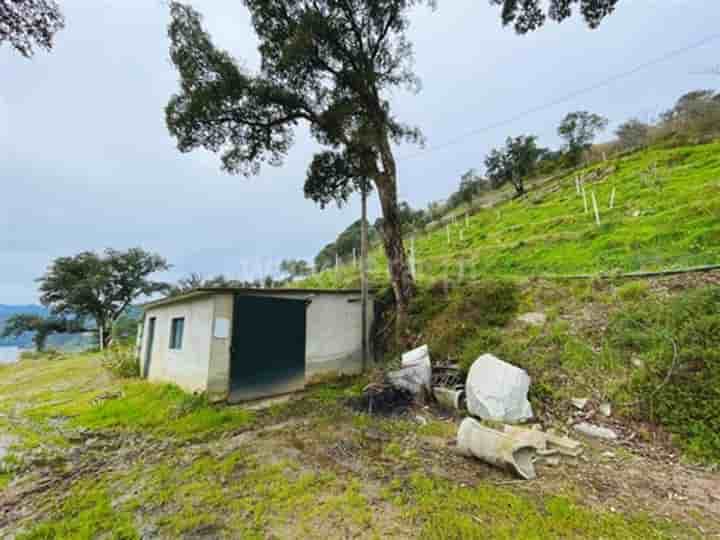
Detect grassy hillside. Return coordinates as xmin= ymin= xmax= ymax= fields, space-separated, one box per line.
xmin=301 ymin=141 xmax=720 ymax=288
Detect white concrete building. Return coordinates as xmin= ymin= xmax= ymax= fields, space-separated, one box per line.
xmin=139 ymin=288 xmax=373 ymax=402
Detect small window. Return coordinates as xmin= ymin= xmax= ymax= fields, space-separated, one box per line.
xmin=169 ymin=318 xmax=185 ymax=350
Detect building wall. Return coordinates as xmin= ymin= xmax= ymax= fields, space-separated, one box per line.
xmin=207 ymin=294 xmax=234 ymax=402
xmin=304 ymin=293 xmax=374 ymax=381
xmin=140 ymin=296 xmax=214 ymax=393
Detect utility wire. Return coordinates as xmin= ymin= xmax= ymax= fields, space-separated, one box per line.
xmin=398 ymin=32 xmax=720 ymax=162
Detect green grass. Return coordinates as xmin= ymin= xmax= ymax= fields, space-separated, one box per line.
xmin=386 ymin=474 xmax=686 ymax=539
xmin=301 ymin=141 xmax=720 ymax=288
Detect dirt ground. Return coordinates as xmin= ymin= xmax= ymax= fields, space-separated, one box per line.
xmin=1 ymin=383 xmax=719 ymax=539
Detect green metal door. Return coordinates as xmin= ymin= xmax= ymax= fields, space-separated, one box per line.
xmin=229 ymin=294 xmax=308 ymax=402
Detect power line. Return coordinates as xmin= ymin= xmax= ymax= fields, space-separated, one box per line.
xmin=398 ymin=32 xmax=720 ymax=162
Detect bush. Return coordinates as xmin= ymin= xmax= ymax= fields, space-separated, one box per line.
xmin=102 ymin=346 xmax=140 ymax=378
xmin=409 ymin=279 xmax=519 ymax=364
xmin=610 ymin=287 xmax=720 ymax=462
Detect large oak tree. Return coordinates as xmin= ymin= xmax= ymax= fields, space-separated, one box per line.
xmin=164 ymin=0 xmax=619 ymax=322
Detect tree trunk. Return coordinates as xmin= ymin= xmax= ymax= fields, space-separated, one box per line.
xmin=374 ymin=134 xmax=415 ymax=330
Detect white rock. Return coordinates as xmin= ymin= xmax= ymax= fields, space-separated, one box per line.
xmin=388 ymin=345 xmax=432 ymax=395
xmin=571 ymin=398 xmax=589 ymax=410
xmin=573 ymin=422 xmax=618 ymax=440
xmin=466 ymin=354 xmax=533 ymax=423
xmin=517 ymin=312 xmax=547 ymax=327
xmin=599 ymin=402 xmax=612 ymax=417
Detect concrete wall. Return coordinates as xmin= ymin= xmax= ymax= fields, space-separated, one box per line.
xmin=304 ymin=293 xmax=373 ymax=382
xmin=140 ymin=296 xmax=214 ymax=393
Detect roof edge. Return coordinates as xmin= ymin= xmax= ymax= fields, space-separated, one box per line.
xmin=141 ymin=287 xmax=372 ymax=310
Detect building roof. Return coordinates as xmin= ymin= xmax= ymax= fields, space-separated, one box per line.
xmin=141 ymin=287 xmax=367 ymax=310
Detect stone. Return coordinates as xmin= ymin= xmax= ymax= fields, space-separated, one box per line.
xmin=631 ymin=358 xmax=645 ymax=369
xmin=465 ymin=354 xmax=533 ymax=423
xmin=571 ymin=398 xmax=589 ymax=410
xmin=573 ymin=422 xmax=618 ymax=440
xmin=517 ymin=312 xmax=547 ymax=327
xmin=599 ymin=402 xmax=612 ymax=417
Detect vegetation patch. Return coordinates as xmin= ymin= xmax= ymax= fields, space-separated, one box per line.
xmin=386 ymin=474 xmax=685 ymax=539
xmin=609 ymin=286 xmax=720 ymax=462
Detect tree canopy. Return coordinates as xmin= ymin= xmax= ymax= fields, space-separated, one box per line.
xmin=615 ymin=119 xmax=649 ymax=150
xmin=484 ymin=135 xmax=544 ymax=196
xmin=165 ymin=0 xmax=432 ymax=319
xmin=280 ymin=259 xmax=312 ymax=280
xmin=558 ymin=111 xmax=608 ymax=165
xmin=491 ymin=0 xmax=619 ymax=33
xmin=38 ymin=248 xmax=169 ymax=348
xmin=1 ymin=314 xmax=82 ymax=352
xmin=0 ymin=0 xmax=64 ymax=58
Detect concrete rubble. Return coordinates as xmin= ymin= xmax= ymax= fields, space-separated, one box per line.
xmin=458 ymin=422 xmax=584 ymax=479
xmin=599 ymin=402 xmax=612 ymax=417
xmin=457 ymin=418 xmax=538 ymax=480
xmin=517 ymin=312 xmax=547 ymax=327
xmin=387 ymin=345 xmax=432 ymax=396
xmin=573 ymin=422 xmax=618 ymax=440
xmin=384 ymin=345 xmax=588 ymax=480
xmin=571 ymin=398 xmax=589 ymax=410
xmin=466 ymin=354 xmax=533 ymax=423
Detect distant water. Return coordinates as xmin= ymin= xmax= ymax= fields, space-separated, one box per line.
xmin=0 ymin=347 xmax=20 ymax=364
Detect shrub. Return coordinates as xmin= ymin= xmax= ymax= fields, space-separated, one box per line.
xmin=411 ymin=279 xmax=519 ymax=364
xmin=101 ymin=346 xmax=140 ymax=378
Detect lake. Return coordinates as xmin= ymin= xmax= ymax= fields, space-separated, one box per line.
xmin=0 ymin=347 xmax=20 ymax=364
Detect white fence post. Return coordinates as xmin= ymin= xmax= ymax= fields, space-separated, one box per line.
xmin=610 ymin=187 xmax=616 ymax=210
xmin=591 ymin=191 xmax=601 ymax=226
xmin=582 ymin=187 xmax=589 ymax=214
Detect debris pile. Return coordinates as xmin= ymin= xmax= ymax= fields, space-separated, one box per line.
xmin=347 ymin=383 xmax=415 ymax=416
xmin=352 ymin=344 xmax=596 ymax=480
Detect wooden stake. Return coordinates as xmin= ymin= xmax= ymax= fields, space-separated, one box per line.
xmin=465 ymin=212 xmax=469 ymax=228
xmin=446 ymin=224 xmax=451 ymax=244
xmin=591 ymin=191 xmax=601 ymax=226
xmin=582 ymin=187 xmax=588 ymax=214
xmin=575 ymin=176 xmax=580 ymax=195
xmin=610 ymin=187 xmax=616 ymax=210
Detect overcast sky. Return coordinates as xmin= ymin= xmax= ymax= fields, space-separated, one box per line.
xmin=1 ymin=0 xmax=719 ymax=304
